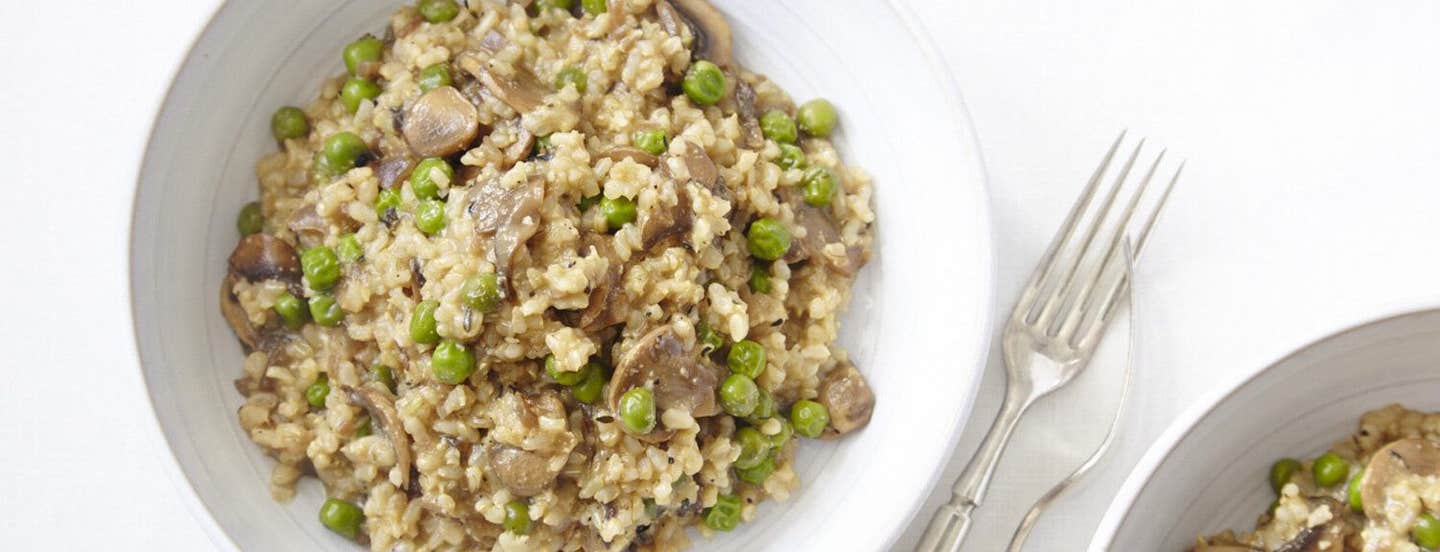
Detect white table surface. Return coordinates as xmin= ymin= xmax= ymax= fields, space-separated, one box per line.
xmin=6 ymin=1 xmax=1440 ymax=550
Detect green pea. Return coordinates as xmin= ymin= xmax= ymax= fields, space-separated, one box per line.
xmin=790 ymin=399 xmax=829 ymax=439
xmin=1270 ymin=458 xmax=1302 ymax=493
xmin=409 ymin=157 xmax=452 ymax=200
xmin=308 ymin=294 xmax=344 ymax=326
xmin=415 ymin=199 xmax=447 ymax=235
xmin=1417 ymin=513 xmax=1440 ymax=549
xmin=720 ymin=374 xmax=759 ymax=417
xmin=417 ymin=63 xmax=452 ymax=93
xmin=571 ymin=363 xmax=606 ymax=404
xmin=319 ymin=498 xmax=365 ymax=539
xmin=696 ymin=322 xmax=725 ymax=354
xmin=581 ymin=0 xmax=607 ymax=14
xmin=375 ymin=188 xmax=402 ymax=220
xmin=535 ymin=0 xmax=573 ymax=12
xmin=796 ymin=98 xmax=838 ymax=138
xmin=633 ymin=129 xmax=667 ymax=155
xmin=301 ymin=246 xmax=341 ymax=291
xmin=461 ymin=272 xmax=501 ymax=313
xmin=733 ymin=426 xmax=771 ymax=469
xmin=746 ymin=218 xmax=791 ymax=261
xmin=759 ymin=110 xmax=798 ymax=144
xmin=618 ymin=387 xmax=657 ymax=434
xmin=342 ymin=35 xmax=384 ymax=77
xmin=502 ymin=500 xmax=531 ymax=535
xmin=736 ymin=453 xmax=775 ymax=485
xmin=274 ymin=292 xmax=308 ymax=329
xmin=418 ymin=0 xmax=460 ymax=23
xmin=727 ymin=340 xmax=765 ymax=378
xmin=355 ymin=416 xmax=373 ymax=437
xmin=749 ymin=264 xmax=772 ymax=294
xmin=545 ymin=354 xmax=586 ymax=385
xmin=682 ymin=60 xmax=725 ymax=106
xmin=270 ymin=106 xmax=310 ymax=141
xmin=318 ymin=132 xmax=369 ymax=177
xmin=410 ymin=300 xmax=441 ymax=345
xmin=767 ymin=418 xmax=793 ymax=449
xmin=702 ymin=494 xmax=741 ymax=531
xmin=1313 ymin=452 xmax=1350 ymax=487
xmin=373 ymin=365 xmax=397 ymax=393
xmin=1347 ymin=469 xmax=1365 ymax=512
xmin=340 ymin=78 xmax=382 ymax=113
xmin=431 ymin=340 xmax=475 ymax=384
xmin=534 ymin=134 xmax=555 ymax=157
xmin=236 ymin=202 xmax=264 ymax=236
xmin=776 ymin=143 xmax=805 ymax=170
xmin=600 ymin=195 xmax=637 ymax=231
xmin=305 ymin=374 xmax=330 ymax=408
xmin=554 ymin=66 xmax=588 ymax=94
xmin=802 ymin=167 xmax=837 ymax=207
xmin=336 ymin=234 xmax=363 ymax=263
xmin=746 ymin=392 xmax=776 ymax=423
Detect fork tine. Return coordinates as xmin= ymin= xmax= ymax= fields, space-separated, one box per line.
xmin=1032 ymin=138 xmax=1145 ymax=331
xmin=1055 ymin=150 xmax=1166 ymax=341
xmin=1009 ymin=130 xmax=1127 ymax=322
xmin=1077 ymin=161 xmax=1184 ymax=349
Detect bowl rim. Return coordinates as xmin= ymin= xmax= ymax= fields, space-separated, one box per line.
xmin=1087 ymin=305 xmax=1440 ymax=551
xmin=127 ymin=1 xmax=997 ymax=550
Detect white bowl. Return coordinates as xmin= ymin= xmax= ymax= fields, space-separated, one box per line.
xmin=1090 ymin=308 xmax=1440 ymax=550
xmin=129 ymin=1 xmax=993 ymax=549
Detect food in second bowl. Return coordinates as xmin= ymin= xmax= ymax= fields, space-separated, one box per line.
xmin=220 ymin=0 xmax=877 ymax=549
xmin=1194 ymin=404 xmax=1440 ymax=552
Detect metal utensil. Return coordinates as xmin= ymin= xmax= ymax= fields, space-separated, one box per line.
xmin=918 ymin=132 xmax=1182 ymax=552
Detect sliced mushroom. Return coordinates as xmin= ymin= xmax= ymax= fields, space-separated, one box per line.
xmin=470 ymin=173 xmax=546 ymax=295
xmin=501 ymin=122 xmax=536 ymax=169
xmin=655 ymin=0 xmax=732 ymax=67
xmin=219 ymin=274 xmax=261 ymax=351
xmin=734 ymin=80 xmax=764 ymax=149
xmin=228 ymin=234 xmax=302 ymax=284
xmin=458 ymin=54 xmax=547 ymax=114
xmin=1362 ymin=438 xmax=1440 ymax=520
xmin=487 ymin=443 xmax=558 ymax=497
xmin=1273 ymin=499 xmax=1348 ymax=552
xmin=402 ymin=86 xmax=480 ymax=158
xmin=609 ymin=326 xmax=721 ymax=432
xmin=574 ymin=235 xmax=626 ymax=331
xmin=600 ymin=147 xmax=660 ymax=168
xmin=285 ymin=205 xmax=327 ymax=248
xmin=374 ymin=154 xmax=416 ymax=190
xmin=344 ymin=384 xmax=414 ymax=490
xmin=817 ymin=361 xmax=875 ymax=438
xmin=777 ymin=187 xmax=865 ymax=276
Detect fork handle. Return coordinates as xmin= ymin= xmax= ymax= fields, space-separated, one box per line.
xmin=917 ymin=385 xmax=1033 ymax=552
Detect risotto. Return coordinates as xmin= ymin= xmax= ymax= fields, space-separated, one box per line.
xmin=1194 ymin=405 xmax=1440 ymax=552
xmin=219 ymin=0 xmax=877 ymax=549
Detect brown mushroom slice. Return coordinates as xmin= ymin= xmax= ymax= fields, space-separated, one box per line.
xmin=608 ymin=326 xmax=721 ymax=425
xmin=600 ymin=147 xmax=660 ymax=168
xmin=286 ymin=204 xmax=328 ymax=247
xmin=344 ymin=385 xmax=414 ymax=490
xmin=1361 ymin=438 xmax=1440 ymax=520
xmin=777 ymin=187 xmax=865 ymax=276
xmin=219 ymin=274 xmax=261 ymax=350
xmin=1274 ymin=500 xmax=1348 ymax=552
xmin=816 ymin=361 xmax=875 ymax=438
xmin=228 ymin=233 xmax=302 ymax=284
xmin=734 ymin=80 xmax=764 ymax=149
xmin=501 ymin=123 xmax=536 ymax=168
xmin=655 ymin=0 xmax=733 ymax=67
xmin=487 ymin=443 xmax=559 ymax=497
xmin=374 ymin=154 xmax=416 ymax=190
xmin=457 ymin=54 xmax=547 ymax=114
xmin=470 ymin=174 xmax=546 ymax=294
xmin=402 ymin=86 xmax=480 ymax=158
xmin=573 ymin=235 xmax=626 ymax=331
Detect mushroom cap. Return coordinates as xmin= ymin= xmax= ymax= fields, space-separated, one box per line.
xmin=656 ymin=0 xmax=732 ymax=67
xmin=458 ymin=54 xmax=547 ymax=114
xmin=487 ymin=443 xmax=558 ymax=497
xmin=469 ymin=174 xmax=546 ymax=295
xmin=608 ymin=325 xmax=721 ymax=424
xmin=227 ymin=233 xmax=301 ymax=284
xmin=1362 ymin=438 xmax=1440 ymax=520
xmin=344 ymin=384 xmax=414 ymax=490
xmin=402 ymin=86 xmax=480 ymax=158
xmin=817 ymin=361 xmax=875 ymax=438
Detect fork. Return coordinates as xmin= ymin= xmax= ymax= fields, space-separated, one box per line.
xmin=917 ymin=132 xmax=1182 ymax=552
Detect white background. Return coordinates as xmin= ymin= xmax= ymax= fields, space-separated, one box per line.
xmin=5 ymin=0 xmax=1440 ymax=550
